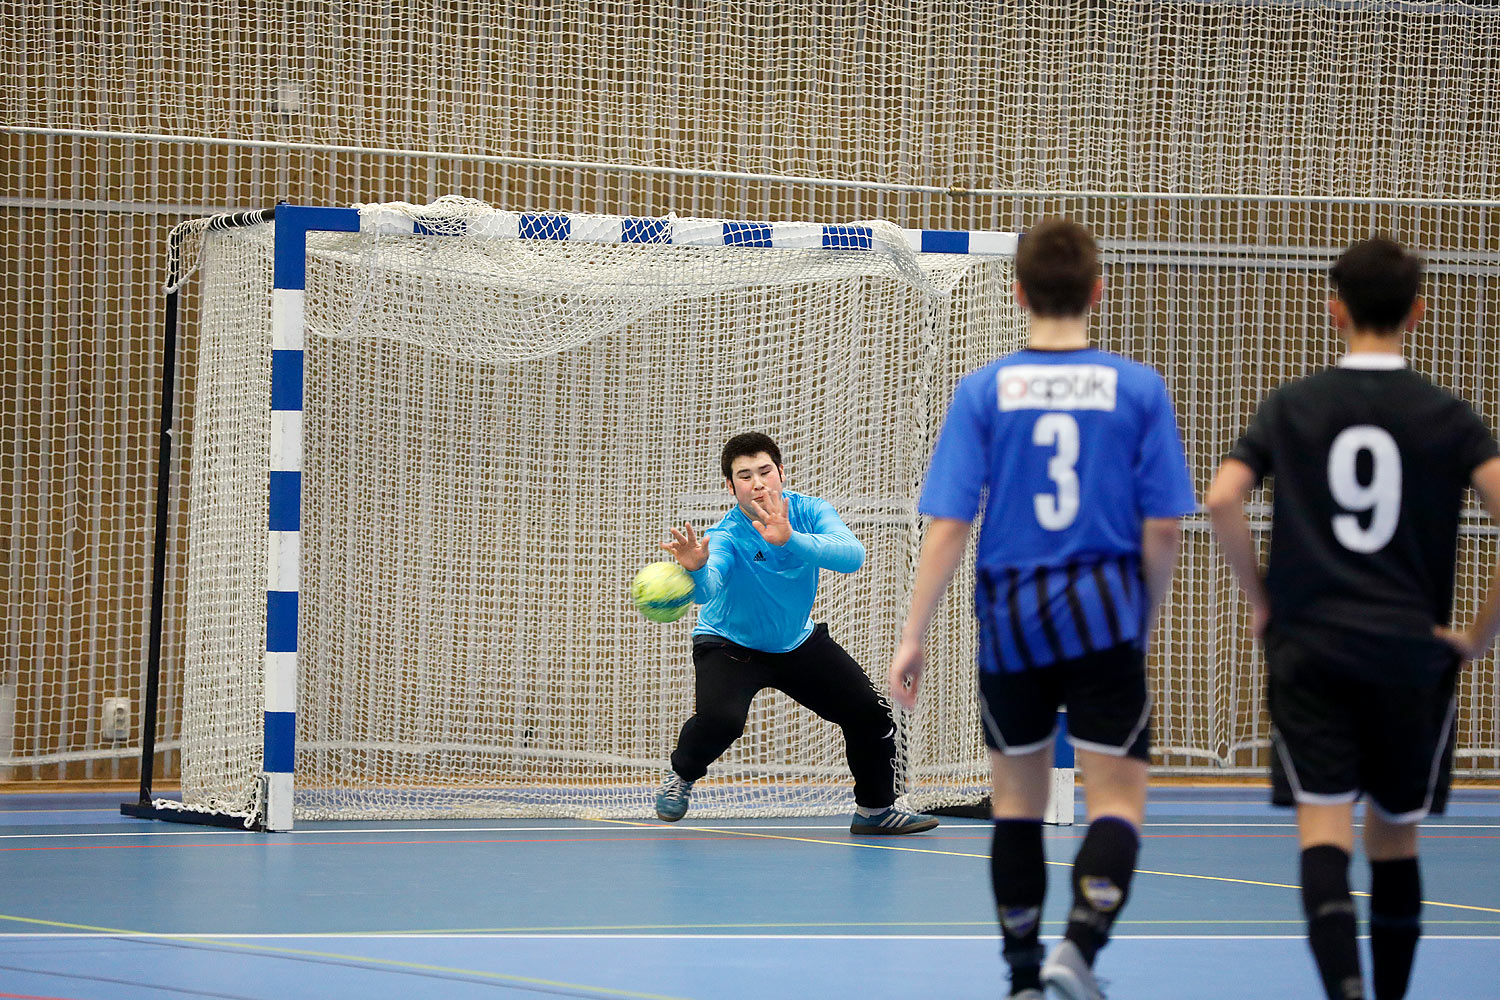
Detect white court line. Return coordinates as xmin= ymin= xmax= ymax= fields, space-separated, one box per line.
xmin=0 ymin=808 xmax=133 ymax=815
xmin=0 ymin=932 xmax=1495 ymax=942
xmin=6 ymin=821 xmax=1500 ymax=841
xmin=1145 ymin=823 xmax=1500 ymax=829
xmin=0 ymin=823 xmax=861 ymax=840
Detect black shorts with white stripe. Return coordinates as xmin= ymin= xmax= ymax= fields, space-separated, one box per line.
xmin=976 ymin=642 xmax=1151 ymax=761
xmin=1266 ymin=627 xmax=1459 ymax=823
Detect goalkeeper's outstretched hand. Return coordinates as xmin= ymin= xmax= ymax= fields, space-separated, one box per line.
xmin=747 ymin=492 xmax=792 ymax=546
xmin=661 ymin=522 xmax=710 ymax=572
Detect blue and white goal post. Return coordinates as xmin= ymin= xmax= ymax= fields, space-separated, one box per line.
xmin=165 ymin=201 xmax=1076 ymax=832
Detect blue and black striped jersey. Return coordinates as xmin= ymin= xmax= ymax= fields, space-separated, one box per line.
xmin=920 ymin=347 xmax=1197 ymax=671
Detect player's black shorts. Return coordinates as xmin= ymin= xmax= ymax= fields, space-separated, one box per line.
xmin=1265 ymin=629 xmax=1458 ymax=823
xmin=976 ymin=642 xmax=1151 ymax=761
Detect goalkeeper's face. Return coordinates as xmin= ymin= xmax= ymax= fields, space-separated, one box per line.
xmin=726 ymin=452 xmax=785 ymax=519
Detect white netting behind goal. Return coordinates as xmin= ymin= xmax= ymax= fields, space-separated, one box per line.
xmin=178 ymin=202 xmax=1024 ymax=821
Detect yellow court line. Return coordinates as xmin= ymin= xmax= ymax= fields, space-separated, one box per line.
xmin=596 ymin=817 xmax=989 ymax=861
xmin=1111 ymin=918 xmax=1499 ymax=926
xmin=3 ymin=910 xmax=1494 ymax=948
xmin=593 ymin=819 xmax=1500 ymax=916
xmin=1129 ymin=868 xmax=1500 ymax=914
xmin=0 ymin=912 xmax=691 ymax=1000
xmin=398 ymin=920 xmax=1001 ymax=933
xmin=359 ymin=916 xmax=1500 ymax=935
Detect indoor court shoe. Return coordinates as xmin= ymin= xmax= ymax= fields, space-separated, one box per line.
xmin=848 ymin=806 xmax=939 ymax=835
xmin=654 ymin=772 xmax=695 ymax=822
xmin=1008 ymin=991 xmax=1044 ymax=1000
xmin=1040 ymin=939 xmax=1106 ymax=1000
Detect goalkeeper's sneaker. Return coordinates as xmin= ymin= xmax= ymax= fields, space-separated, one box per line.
xmin=849 ymin=806 xmax=939 ymax=835
xmin=1040 ymin=940 xmax=1106 ymax=1000
xmin=654 ymin=773 xmax=695 ymax=822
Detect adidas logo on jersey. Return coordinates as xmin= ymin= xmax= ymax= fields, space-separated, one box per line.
xmin=754 ymin=551 xmax=766 ymax=561
xmin=997 ymin=364 xmax=1118 ymax=412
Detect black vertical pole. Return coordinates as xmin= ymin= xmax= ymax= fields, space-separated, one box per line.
xmin=127 ymin=226 xmax=184 ymax=812
xmin=124 ymin=209 xmax=275 ymax=824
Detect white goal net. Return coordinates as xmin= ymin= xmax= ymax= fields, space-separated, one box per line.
xmin=175 ymin=199 xmax=1024 ymax=822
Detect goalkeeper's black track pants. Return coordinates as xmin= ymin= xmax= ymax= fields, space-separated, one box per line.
xmin=669 ymin=623 xmax=898 ymax=809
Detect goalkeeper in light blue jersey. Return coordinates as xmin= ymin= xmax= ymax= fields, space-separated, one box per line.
xmin=890 ymin=219 xmax=1196 ymax=1000
xmin=652 ymin=432 xmax=938 ymax=836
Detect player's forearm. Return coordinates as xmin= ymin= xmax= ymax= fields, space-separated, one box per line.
xmin=1460 ymin=458 xmax=1500 ymax=655
xmin=899 ymin=518 xmax=972 ymax=645
xmin=782 ymin=528 xmax=866 ymax=573
xmin=1207 ymin=461 xmax=1269 ymax=614
xmin=1140 ymin=517 xmax=1183 ymax=628
xmin=1208 ymin=503 xmax=1266 ymax=607
xmin=1460 ymin=571 xmax=1500 ymax=658
xmin=688 ymin=559 xmax=729 ymax=603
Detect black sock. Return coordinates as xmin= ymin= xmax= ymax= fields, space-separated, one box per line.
xmin=1302 ymin=845 xmax=1364 ymax=1000
xmin=1063 ymin=815 xmax=1139 ymax=965
xmin=992 ymin=819 xmax=1047 ymax=993
xmin=1369 ymin=857 xmax=1422 ymax=1000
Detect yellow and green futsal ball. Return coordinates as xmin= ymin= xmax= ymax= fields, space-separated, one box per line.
xmin=631 ymin=561 xmax=694 ymax=623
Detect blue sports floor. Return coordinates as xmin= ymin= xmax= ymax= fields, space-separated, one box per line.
xmin=1 ymin=787 xmax=1497 ymax=999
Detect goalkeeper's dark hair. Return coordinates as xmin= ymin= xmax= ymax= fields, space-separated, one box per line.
xmin=721 ymin=433 xmax=782 ymax=480
xmin=1014 ymin=217 xmax=1100 ymax=318
xmin=1330 ymin=237 xmax=1425 ymax=333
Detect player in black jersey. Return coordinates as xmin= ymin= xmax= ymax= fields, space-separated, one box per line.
xmin=1207 ymin=237 xmax=1500 ymax=1000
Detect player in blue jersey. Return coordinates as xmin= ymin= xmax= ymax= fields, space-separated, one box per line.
xmin=655 ymin=431 xmax=939 ymax=836
xmin=889 ymin=219 xmax=1196 ymax=1000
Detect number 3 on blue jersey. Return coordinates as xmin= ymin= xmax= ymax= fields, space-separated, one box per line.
xmin=1033 ymin=413 xmax=1080 ymax=530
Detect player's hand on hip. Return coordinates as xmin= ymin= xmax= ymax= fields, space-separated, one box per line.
xmin=747 ymin=493 xmax=792 ymax=546
xmin=888 ymin=641 xmax=925 ymax=710
xmin=661 ymin=523 xmax=710 ymax=571
xmin=1251 ymin=602 xmax=1270 ymax=640
xmin=1433 ymin=624 xmax=1478 ymax=664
